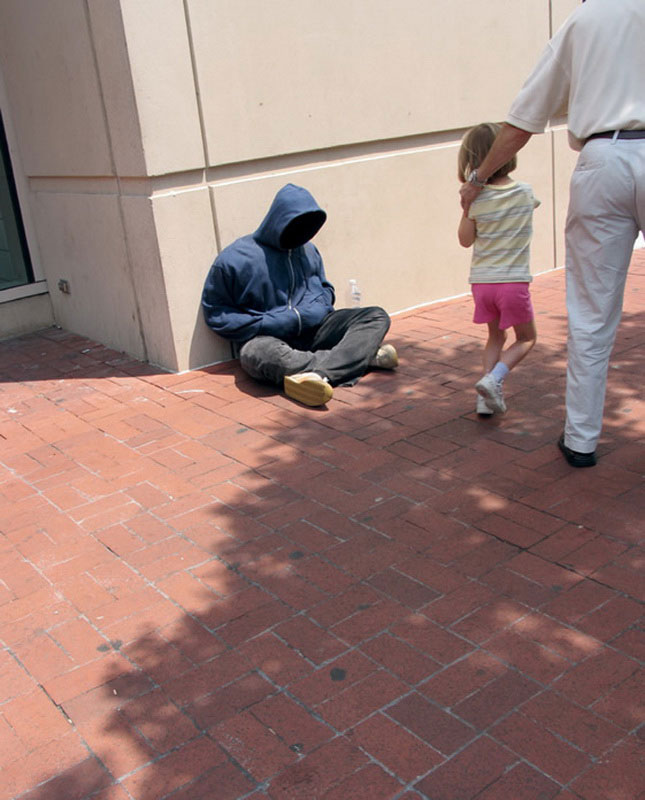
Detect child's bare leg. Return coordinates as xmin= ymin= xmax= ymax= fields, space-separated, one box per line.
xmin=499 ymin=320 xmax=537 ymax=370
xmin=476 ymin=320 xmax=535 ymax=414
xmin=483 ymin=320 xmax=507 ymax=373
xmin=476 ymin=321 xmax=507 ymax=413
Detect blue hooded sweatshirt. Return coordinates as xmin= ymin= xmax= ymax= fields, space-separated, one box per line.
xmin=202 ymin=184 xmax=336 ymax=344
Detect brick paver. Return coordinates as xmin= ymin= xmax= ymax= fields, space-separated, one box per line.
xmin=0 ymin=253 xmax=643 ymax=799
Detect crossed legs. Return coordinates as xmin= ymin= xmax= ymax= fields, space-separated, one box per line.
xmin=239 ymin=306 xmax=392 ymax=402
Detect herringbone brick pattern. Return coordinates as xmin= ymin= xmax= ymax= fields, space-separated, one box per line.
xmin=0 ymin=253 xmax=643 ymax=800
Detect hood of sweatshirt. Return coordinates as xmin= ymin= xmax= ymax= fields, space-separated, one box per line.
xmin=254 ymin=183 xmax=327 ymax=251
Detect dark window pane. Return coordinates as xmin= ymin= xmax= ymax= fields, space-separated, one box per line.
xmin=0 ymin=111 xmax=33 ymax=290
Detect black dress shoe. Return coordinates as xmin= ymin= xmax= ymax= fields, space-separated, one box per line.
xmin=558 ymin=435 xmax=597 ymax=468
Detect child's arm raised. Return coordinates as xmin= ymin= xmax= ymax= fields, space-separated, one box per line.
xmin=458 ymin=212 xmax=476 ymax=248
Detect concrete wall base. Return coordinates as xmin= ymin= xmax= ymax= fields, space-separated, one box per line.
xmin=0 ymin=293 xmax=55 ymax=341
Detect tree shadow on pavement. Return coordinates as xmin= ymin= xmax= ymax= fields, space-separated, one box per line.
xmin=6 ymin=267 xmax=644 ymax=800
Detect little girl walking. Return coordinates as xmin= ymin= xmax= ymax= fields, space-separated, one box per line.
xmin=457 ymin=122 xmax=540 ymax=415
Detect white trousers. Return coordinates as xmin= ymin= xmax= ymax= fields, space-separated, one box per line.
xmin=564 ymin=137 xmax=645 ymax=453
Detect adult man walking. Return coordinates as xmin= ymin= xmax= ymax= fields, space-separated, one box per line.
xmin=202 ymin=183 xmax=397 ymax=406
xmin=460 ymin=0 xmax=645 ymax=467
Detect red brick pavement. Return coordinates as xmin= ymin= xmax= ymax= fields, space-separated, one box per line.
xmin=0 ymin=253 xmax=643 ymax=800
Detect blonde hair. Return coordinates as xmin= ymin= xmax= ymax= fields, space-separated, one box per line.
xmin=457 ymin=122 xmax=517 ymax=183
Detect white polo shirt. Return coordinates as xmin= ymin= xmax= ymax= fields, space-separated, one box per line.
xmin=507 ymin=0 xmax=645 ymax=150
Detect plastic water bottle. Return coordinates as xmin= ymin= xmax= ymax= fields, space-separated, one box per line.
xmin=349 ymin=279 xmax=362 ymax=307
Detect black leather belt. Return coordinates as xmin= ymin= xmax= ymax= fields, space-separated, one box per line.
xmin=586 ymin=130 xmax=645 ymax=141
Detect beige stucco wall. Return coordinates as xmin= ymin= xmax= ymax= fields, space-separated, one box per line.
xmin=0 ymin=0 xmax=581 ymax=371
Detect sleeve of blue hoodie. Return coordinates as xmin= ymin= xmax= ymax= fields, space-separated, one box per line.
xmin=201 ymin=184 xmax=335 ymax=343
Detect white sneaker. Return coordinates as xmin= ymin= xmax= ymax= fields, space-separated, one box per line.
xmin=284 ymin=372 xmax=333 ymax=406
xmin=370 ymin=343 xmax=398 ymax=369
xmin=476 ymin=395 xmax=494 ymax=415
xmin=475 ymin=373 xmax=507 ymax=414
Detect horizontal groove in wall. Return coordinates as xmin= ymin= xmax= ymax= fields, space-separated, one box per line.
xmin=205 ymin=127 xmax=465 ymax=184
xmin=27 ymin=127 xmax=467 ymax=196
xmin=28 ymin=123 xmax=571 ymax=197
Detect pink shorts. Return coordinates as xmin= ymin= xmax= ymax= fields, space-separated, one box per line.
xmin=471 ymin=282 xmax=534 ymax=330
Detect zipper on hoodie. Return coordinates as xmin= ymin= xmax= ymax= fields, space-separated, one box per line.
xmin=287 ymin=250 xmax=302 ymax=336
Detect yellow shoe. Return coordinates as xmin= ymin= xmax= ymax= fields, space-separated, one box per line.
xmin=370 ymin=343 xmax=398 ymax=369
xmin=284 ymin=372 xmax=333 ymax=406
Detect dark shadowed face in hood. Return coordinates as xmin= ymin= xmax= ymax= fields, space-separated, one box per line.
xmin=254 ymin=183 xmax=327 ymax=250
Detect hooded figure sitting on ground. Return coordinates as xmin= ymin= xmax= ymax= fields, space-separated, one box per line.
xmin=201 ymin=183 xmax=398 ymax=406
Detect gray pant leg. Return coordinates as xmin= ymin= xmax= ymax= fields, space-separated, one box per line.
xmin=307 ymin=306 xmax=391 ymax=385
xmin=239 ymin=336 xmax=316 ymax=385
